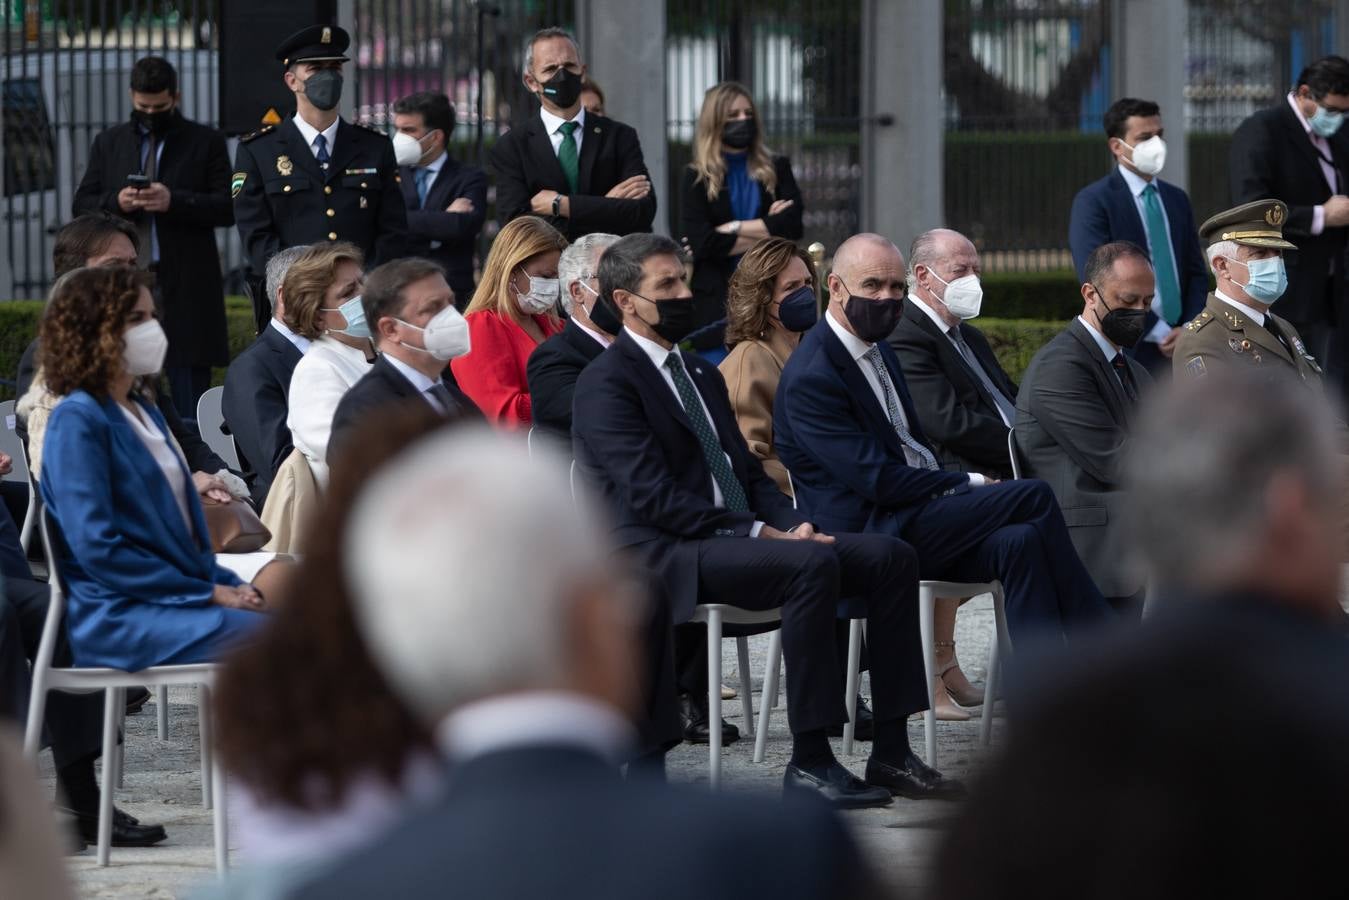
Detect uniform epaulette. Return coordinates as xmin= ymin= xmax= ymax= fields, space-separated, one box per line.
xmin=1185 ymin=310 xmax=1214 ymax=332
xmin=240 ymin=125 xmax=275 ymax=143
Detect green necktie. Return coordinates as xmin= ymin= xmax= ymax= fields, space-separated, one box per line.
xmin=663 ymin=354 xmax=749 ymax=512
xmin=557 ymin=121 xmax=580 ymax=194
xmin=1142 ymin=183 xmax=1181 ymax=325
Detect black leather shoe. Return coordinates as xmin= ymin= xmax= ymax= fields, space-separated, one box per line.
xmin=825 ymin=695 xmax=875 ymax=740
xmin=125 ymin=687 xmax=151 ymax=715
xmin=680 ymin=693 xmax=740 ymax=745
xmin=62 ymin=806 xmax=168 ymax=847
xmin=784 ymin=762 xmax=893 ymax=809
xmin=865 ymin=753 xmax=966 ymax=800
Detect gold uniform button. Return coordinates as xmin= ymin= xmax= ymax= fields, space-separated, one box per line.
xmin=328 ymin=232 xmax=337 ymax=240
xmin=360 ymin=182 xmax=368 ymax=189
xmin=324 ymin=185 xmax=332 ymax=195
xmin=282 ymin=185 xmax=292 ymax=193
xmin=326 ymin=208 xmax=335 ymax=217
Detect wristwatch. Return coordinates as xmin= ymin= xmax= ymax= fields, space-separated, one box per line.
xmin=552 ymin=193 xmax=564 ymax=217
xmin=727 ymin=219 xmax=742 ymax=235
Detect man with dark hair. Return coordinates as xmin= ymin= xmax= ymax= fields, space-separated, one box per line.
xmin=1230 ymin=55 xmax=1349 ymax=396
xmin=491 ymin=27 xmax=656 ymax=240
xmin=73 ymin=54 xmax=234 ymax=420
xmin=328 ymin=258 xmax=479 ymax=461
xmin=574 ymin=233 xmax=961 ymax=806
xmin=1068 ymin=97 xmax=1207 ymax=374
xmin=1014 ymin=241 xmax=1154 ymax=613
xmin=392 ymin=92 xmax=486 ymax=310
xmin=233 ymin=24 xmax=407 ymax=330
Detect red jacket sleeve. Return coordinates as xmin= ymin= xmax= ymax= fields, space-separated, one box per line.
xmin=451 ymin=311 xmax=536 ymax=429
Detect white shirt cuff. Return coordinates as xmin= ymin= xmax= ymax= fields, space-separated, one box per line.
xmin=968 ymin=473 xmax=987 ymax=487
xmin=1145 ymin=317 xmax=1172 ymax=343
xmin=1313 ymin=205 xmax=1326 ymax=236
xmin=750 ymin=521 xmax=765 ymax=538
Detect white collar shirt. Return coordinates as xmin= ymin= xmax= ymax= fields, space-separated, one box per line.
xmin=1117 ymin=164 xmax=1179 ymax=343
xmin=270 ymin=317 xmax=312 ymax=355
xmin=1077 ymin=314 xmax=1136 ymax=396
xmin=571 ymin=317 xmax=612 ymax=348
xmin=292 ymin=113 xmax=339 ymax=162
xmin=436 ymin=691 xmax=634 ymax=765
xmin=909 ymin=294 xmax=1014 ymax=428
xmin=540 ymin=105 xmax=586 ymax=157
xmin=382 ymin=352 xmax=446 ymax=413
xmin=1287 ymin=93 xmax=1336 ymax=236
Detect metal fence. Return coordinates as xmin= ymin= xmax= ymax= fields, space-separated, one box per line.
xmin=665 ymin=0 xmax=864 ymax=259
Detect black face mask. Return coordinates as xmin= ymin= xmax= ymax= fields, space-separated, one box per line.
xmin=132 ymin=107 xmax=178 ymax=135
xmin=1091 ymin=283 xmax=1147 ymax=348
xmin=631 ymin=291 xmax=695 ymax=344
xmin=722 ymin=117 xmax=757 ymax=150
xmin=836 ymin=277 xmax=902 ymax=343
xmin=589 ymin=288 xmax=623 ymax=335
xmin=540 ymin=68 xmax=584 ymax=110
xmin=303 ymin=69 xmax=343 ymax=111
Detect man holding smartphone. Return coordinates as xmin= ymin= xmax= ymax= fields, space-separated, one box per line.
xmin=74 ymin=55 xmax=234 ymax=422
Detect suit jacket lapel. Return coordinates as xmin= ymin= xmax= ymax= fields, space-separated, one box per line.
xmin=326 ymin=121 xmax=365 ymax=183
xmin=526 ymin=117 xmax=570 ymax=191
xmin=1279 ymin=102 xmax=1335 ymax=193
xmin=618 ymin=333 xmax=696 ymax=436
xmin=277 ymin=119 xmax=324 ymax=181
xmin=428 ymin=158 xmax=458 ymax=207
xmin=398 ymin=164 xmax=420 ymax=208
xmin=1108 ymin=170 xmax=1149 ymax=247
xmin=1067 ymin=320 xmax=1129 ymax=421
xmin=577 ymin=116 xmax=603 ymax=193
xmin=819 ymin=323 xmax=904 ymax=456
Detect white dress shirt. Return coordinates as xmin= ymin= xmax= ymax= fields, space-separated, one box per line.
xmin=824 ymin=309 xmax=985 ymax=485
xmin=1287 ymin=92 xmax=1338 ymax=237
xmin=540 ymin=105 xmax=586 ymax=157
xmin=624 ymin=327 xmax=765 ymax=535
xmin=437 ymin=691 xmax=634 ymax=765
xmin=286 ymin=336 xmax=372 ymax=486
xmin=383 ymin=352 xmax=447 ymax=413
xmin=292 ymin=112 xmax=340 ymax=162
xmin=1214 ymin=289 xmax=1267 ymax=327
xmin=1117 ymin=164 xmax=1181 ymax=344
xmin=270 ymin=317 xmax=312 ymax=355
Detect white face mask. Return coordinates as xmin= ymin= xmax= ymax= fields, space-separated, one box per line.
xmin=392 ymin=130 xmax=434 ymax=167
xmin=124 ymin=318 xmax=168 ymax=376
xmin=1121 ymin=135 xmax=1166 ymax=177
xmin=514 ymin=270 xmax=560 ymax=315
xmin=396 ymin=305 xmax=471 ymax=361
xmin=928 ymin=269 xmax=984 ymax=320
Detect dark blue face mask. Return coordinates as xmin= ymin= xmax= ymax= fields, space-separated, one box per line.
xmin=776 ymin=285 xmax=818 ymax=332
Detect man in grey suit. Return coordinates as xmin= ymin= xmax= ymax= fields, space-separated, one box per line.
xmin=1014 ymin=241 xmax=1154 ymax=614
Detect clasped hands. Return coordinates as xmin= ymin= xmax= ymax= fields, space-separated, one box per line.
xmin=117 ymin=182 xmax=171 ymax=213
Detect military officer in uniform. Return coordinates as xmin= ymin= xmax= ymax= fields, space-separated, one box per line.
xmin=1174 ymin=200 xmax=1325 ymax=386
xmin=233 ymin=24 xmax=407 ymax=329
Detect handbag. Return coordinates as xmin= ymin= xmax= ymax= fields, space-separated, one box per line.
xmin=201 ymin=497 xmax=272 ymax=553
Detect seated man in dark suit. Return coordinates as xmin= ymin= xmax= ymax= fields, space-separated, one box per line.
xmin=289 ymin=427 xmax=879 ymax=899
xmin=1015 ymin=242 xmax=1154 ymax=613
xmin=573 ymin=233 xmax=960 ymax=807
xmin=527 ymin=232 xmax=621 ymax=444
xmin=775 ymin=234 xmax=1114 ymax=648
xmin=491 ymin=27 xmax=656 ymax=240
xmin=222 ymin=244 xmax=311 ymax=510
xmin=391 ymin=91 xmax=487 ymax=309
xmin=328 ymin=258 xmax=479 ymax=464
xmin=939 ymin=374 xmax=1349 ymax=900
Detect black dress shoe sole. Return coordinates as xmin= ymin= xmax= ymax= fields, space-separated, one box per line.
xmin=874 ymin=782 xmax=966 ymax=801
xmin=683 ymin=730 xmax=741 ymax=746
xmin=784 ymin=769 xmax=893 ymax=809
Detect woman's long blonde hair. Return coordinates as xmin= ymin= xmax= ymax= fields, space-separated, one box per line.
xmin=689 ymin=81 xmax=777 ymax=202
xmin=467 ymin=216 xmax=568 ymax=326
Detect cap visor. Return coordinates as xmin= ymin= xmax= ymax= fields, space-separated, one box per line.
xmin=1234 ymin=237 xmax=1298 ymax=250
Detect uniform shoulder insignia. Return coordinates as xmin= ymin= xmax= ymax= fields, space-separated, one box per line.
xmin=240 ymin=125 xmax=275 ymax=143
xmin=1186 ymin=313 xmax=1213 ymax=332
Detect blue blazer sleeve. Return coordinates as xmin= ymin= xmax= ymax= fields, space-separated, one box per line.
xmin=1068 ymin=180 xmax=1111 ymax=282
xmin=41 ymin=398 xmax=239 ymax=607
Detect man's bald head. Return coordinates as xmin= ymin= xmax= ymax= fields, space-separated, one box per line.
xmin=826 ymin=233 xmax=908 ymax=341
xmin=832 ymin=233 xmax=903 ymax=283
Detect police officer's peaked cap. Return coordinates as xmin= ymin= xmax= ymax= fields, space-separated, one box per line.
xmin=1199 ymin=200 xmax=1298 ymax=251
xmin=276 ymin=25 xmax=351 ymax=67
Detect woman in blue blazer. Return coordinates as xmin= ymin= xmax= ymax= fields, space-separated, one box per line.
xmin=37 ymin=266 xmax=267 ymax=671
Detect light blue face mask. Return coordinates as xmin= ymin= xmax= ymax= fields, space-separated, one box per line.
xmin=1228 ymin=255 xmax=1288 ymax=305
xmin=1310 ymin=102 xmax=1345 ymax=138
xmin=322 ymin=295 xmax=372 ymax=339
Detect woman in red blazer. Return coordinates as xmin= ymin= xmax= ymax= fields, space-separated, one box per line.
xmin=452 ymin=216 xmax=567 ymax=429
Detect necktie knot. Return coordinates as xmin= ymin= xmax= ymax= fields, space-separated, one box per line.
xmin=557 ymin=120 xmax=580 ymax=194
xmin=559 ymin=120 xmax=579 ymax=136
xmin=314 ymin=133 xmax=330 ymax=167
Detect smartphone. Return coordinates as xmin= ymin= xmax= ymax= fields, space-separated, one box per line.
xmin=126 ymin=174 xmax=150 ymax=189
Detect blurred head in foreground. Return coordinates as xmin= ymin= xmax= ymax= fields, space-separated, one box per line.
xmin=344 ymin=427 xmax=643 ymax=727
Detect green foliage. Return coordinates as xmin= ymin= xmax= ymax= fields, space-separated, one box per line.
xmin=977 ymin=317 xmax=1068 ymax=384
xmin=0 ymin=301 xmax=44 ymax=401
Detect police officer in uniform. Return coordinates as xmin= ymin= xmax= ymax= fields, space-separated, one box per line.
xmin=233 ymin=25 xmax=407 ymax=328
xmin=1174 ymin=200 xmax=1325 ymax=386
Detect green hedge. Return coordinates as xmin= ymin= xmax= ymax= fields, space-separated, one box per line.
xmin=0 ymin=298 xmax=1066 ymax=400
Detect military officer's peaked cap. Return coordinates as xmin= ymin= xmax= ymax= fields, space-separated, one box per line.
xmin=1199 ymin=199 xmax=1298 ymax=251
xmin=276 ymin=24 xmax=351 ymax=67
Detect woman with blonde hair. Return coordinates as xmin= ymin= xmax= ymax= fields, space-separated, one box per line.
xmin=451 ymin=216 xmax=567 ymax=429
xmin=680 ymin=81 xmax=803 ymax=352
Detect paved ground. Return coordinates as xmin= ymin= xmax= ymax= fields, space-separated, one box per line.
xmin=40 ymin=597 xmax=1002 ymax=899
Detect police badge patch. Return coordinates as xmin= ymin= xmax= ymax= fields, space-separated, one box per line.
xmin=230 ymin=172 xmax=247 ymax=198
xmin=1186 ymin=356 xmax=1207 ymax=377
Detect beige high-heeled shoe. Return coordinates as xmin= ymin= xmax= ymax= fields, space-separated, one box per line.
xmin=936 ymin=641 xmax=985 ymax=708
xmin=932 ymin=671 xmax=970 ymax=721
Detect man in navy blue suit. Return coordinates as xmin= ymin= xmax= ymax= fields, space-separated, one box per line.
xmin=1069 ymin=98 xmax=1208 ymax=373
xmin=573 ymin=234 xmax=962 ymax=807
xmin=775 ymin=234 xmax=1115 ymax=644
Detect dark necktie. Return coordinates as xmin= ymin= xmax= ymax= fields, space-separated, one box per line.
xmin=557 ymin=121 xmax=580 ymax=194
xmin=137 ymin=131 xmax=158 ymax=268
xmin=950 ymin=329 xmax=1017 ymax=425
xmin=1264 ymin=317 xmax=1296 ymax=360
xmin=1111 ymin=352 xmax=1138 ymax=402
xmin=427 ymin=382 xmax=458 ymax=416
xmin=314 ymin=133 xmax=330 ymax=170
xmin=862 ymin=346 xmax=940 ymax=470
xmin=663 ymin=354 xmax=748 ymax=511
xmin=415 ymin=168 xmax=433 ymax=208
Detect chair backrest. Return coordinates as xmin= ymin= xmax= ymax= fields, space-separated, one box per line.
xmin=0 ymin=400 xmax=31 ymax=485
xmin=196 ymin=386 xmax=241 ymax=471
xmin=31 ymin=506 xmax=70 ymax=678
xmin=1007 ymin=429 xmax=1023 ymax=480
xmin=527 ymin=426 xmax=536 ymax=460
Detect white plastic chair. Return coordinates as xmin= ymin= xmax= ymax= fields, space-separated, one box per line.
xmin=23 ymin=509 xmax=228 ymax=872
xmin=0 ymin=400 xmax=38 ymax=553
xmin=1007 ymin=429 xmax=1024 ymax=479
xmin=196 ymin=386 xmax=241 ymax=471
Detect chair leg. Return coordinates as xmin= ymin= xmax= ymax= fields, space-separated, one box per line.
xmin=202 ymin=686 xmax=229 ymax=875
xmin=753 ymin=630 xmax=782 ymax=763
xmin=706 ymin=609 xmax=723 ymax=790
xmin=98 ymin=687 xmax=119 ymax=867
xmin=981 ymin=587 xmax=1009 ymax=747
xmin=23 ymin=681 xmax=50 ymax=760
xmin=156 ymin=685 xmax=169 ymax=740
xmin=114 ymin=707 xmax=126 ymax=789
xmin=18 ymin=488 xmax=35 ymax=553
xmin=735 ymin=636 xmax=754 ymax=737
xmin=918 ymin=585 xmax=938 ymax=767
xmin=199 ymin=684 xmax=213 ymax=810
xmin=842 ymin=618 xmax=863 ymax=756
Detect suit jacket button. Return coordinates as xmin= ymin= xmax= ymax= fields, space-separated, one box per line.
xmin=326 ymin=208 xmax=336 ymax=217
xmin=324 ymin=185 xmax=332 ymax=195
xmin=360 ymin=181 xmax=368 ymax=189
xmin=283 ymin=184 xmax=292 ymax=193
